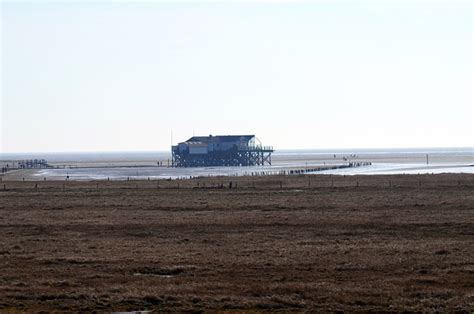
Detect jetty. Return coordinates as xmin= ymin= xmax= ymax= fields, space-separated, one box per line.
xmin=1 ymin=159 xmax=52 ymax=175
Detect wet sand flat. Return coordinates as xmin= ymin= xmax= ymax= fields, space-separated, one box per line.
xmin=0 ymin=174 xmax=473 ymax=311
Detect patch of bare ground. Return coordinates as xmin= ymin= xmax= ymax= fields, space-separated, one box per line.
xmin=0 ymin=173 xmax=473 ymax=311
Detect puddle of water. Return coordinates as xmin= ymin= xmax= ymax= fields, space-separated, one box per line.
xmin=113 ymin=311 xmax=152 ymax=314
xmin=133 ymin=272 xmax=176 ymax=278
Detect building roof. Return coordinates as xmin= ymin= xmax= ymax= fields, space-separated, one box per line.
xmin=185 ymin=135 xmax=255 ymax=144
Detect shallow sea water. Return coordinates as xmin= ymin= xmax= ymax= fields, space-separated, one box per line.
xmin=2 ymin=147 xmax=473 ymax=180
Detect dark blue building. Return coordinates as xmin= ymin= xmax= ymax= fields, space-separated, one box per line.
xmin=171 ymin=135 xmax=273 ymax=167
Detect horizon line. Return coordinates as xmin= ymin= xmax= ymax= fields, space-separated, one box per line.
xmin=1 ymin=146 xmax=473 ymax=155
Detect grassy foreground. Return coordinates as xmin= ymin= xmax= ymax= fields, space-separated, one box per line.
xmin=0 ymin=174 xmax=473 ymax=311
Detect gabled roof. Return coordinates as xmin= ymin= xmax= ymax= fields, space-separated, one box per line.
xmin=184 ymin=135 xmax=254 ymax=144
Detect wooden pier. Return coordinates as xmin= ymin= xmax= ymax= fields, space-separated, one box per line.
xmin=1 ymin=159 xmax=52 ymax=175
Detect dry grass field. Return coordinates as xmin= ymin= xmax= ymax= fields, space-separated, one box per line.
xmin=0 ymin=174 xmax=473 ymax=311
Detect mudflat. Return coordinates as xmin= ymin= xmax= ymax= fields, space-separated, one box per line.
xmin=0 ymin=174 xmax=473 ymax=311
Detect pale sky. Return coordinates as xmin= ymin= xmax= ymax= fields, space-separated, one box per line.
xmin=1 ymin=0 xmax=473 ymax=153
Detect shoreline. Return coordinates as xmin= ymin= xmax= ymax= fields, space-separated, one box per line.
xmin=1 ymin=162 xmax=473 ymax=181
xmin=1 ymin=172 xmax=473 ymax=187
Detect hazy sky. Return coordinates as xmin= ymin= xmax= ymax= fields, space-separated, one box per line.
xmin=1 ymin=0 xmax=473 ymax=153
